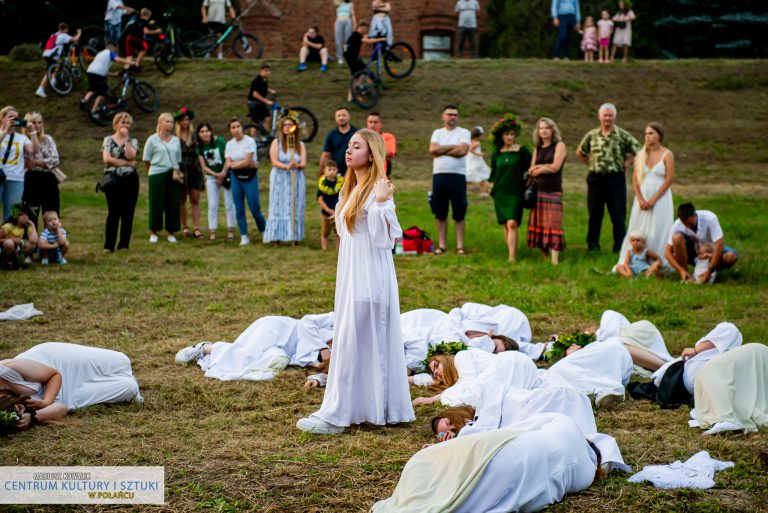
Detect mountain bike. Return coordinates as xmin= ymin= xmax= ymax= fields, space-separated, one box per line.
xmin=46 ymin=41 xmax=99 ymax=96
xmin=182 ymin=7 xmax=263 ymax=60
xmin=350 ymin=41 xmax=416 ymax=109
xmin=244 ymin=96 xmax=318 ymax=159
xmin=86 ymin=67 xmax=160 ymax=126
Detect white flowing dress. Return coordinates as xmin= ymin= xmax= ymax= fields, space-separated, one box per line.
xmin=14 ymin=342 xmax=142 ymax=410
xmin=615 ymin=152 xmax=674 ymax=270
xmin=465 ymin=150 xmax=491 ymax=183
xmin=312 ymin=192 xmax=415 ymax=427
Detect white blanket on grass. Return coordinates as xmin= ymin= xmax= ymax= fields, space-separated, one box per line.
xmin=0 ymin=303 xmax=43 ymax=321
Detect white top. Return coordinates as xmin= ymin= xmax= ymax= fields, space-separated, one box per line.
xmin=291 ymin=312 xmax=335 ymax=367
xmin=431 ymin=127 xmax=471 ymax=175
xmin=667 ymin=210 xmax=724 ymax=246
xmin=597 ymin=18 xmax=613 ymax=39
xmin=105 ymin=0 xmax=125 ymax=24
xmin=203 ymin=0 xmax=232 ymax=24
xmin=87 ymin=49 xmax=117 ymax=76
xmin=43 ymin=32 xmax=73 ymax=58
xmin=455 ymin=0 xmax=480 ymax=28
xmin=0 ymin=132 xmax=31 ymax=182
xmin=225 ymin=135 xmax=258 ymax=163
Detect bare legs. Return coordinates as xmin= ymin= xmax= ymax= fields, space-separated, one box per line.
xmin=180 ymin=187 xmax=202 ymax=236
xmin=504 ymin=220 xmax=518 ymax=262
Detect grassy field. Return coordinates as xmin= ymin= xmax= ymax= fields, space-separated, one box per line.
xmin=1 ymin=56 xmax=767 ymax=512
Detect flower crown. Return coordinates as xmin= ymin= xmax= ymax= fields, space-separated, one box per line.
xmin=489 ymin=113 xmax=522 ymax=145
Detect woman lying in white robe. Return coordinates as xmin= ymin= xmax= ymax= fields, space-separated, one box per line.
xmin=592 ymin=311 xmax=673 ymax=375
xmin=371 ymin=413 xmax=602 ymax=513
xmin=411 ymin=350 xmax=541 ymax=407
xmin=1 ymin=342 xmax=142 ymax=428
xmin=691 ymin=343 xmax=768 ymax=434
xmin=652 ymin=322 xmax=742 ymax=395
xmin=174 ymin=313 xmax=334 ymax=381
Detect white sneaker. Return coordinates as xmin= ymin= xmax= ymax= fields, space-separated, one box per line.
xmin=24 ymin=256 xmax=33 ymax=264
xmin=595 ymin=391 xmax=624 ymax=409
xmin=296 ymin=416 xmax=344 ymax=434
xmin=167 ymin=235 xmax=178 ymax=243
xmin=41 ymin=258 xmax=49 ymax=265
xmin=217 ymin=53 xmax=223 ymax=60
xmin=35 ymin=86 xmax=46 ymax=98
xmin=239 ymin=235 xmax=250 ymax=246
xmin=149 ymin=234 xmax=159 ymax=243
xmin=175 ymin=342 xmax=208 ymax=364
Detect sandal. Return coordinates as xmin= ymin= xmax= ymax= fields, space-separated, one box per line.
xmin=209 ymin=232 xmax=217 ymax=241
xmin=433 ymin=247 xmax=447 ymax=255
xmin=456 ymin=248 xmax=467 ymax=256
xmin=227 ymin=231 xmax=235 ymax=241
xmin=193 ymin=228 xmax=204 ymax=239
xmin=182 ymin=227 xmax=191 ymax=237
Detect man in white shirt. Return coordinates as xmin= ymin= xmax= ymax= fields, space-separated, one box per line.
xmin=104 ymin=0 xmax=134 ymax=45
xmin=455 ymin=0 xmax=480 ymax=58
xmin=429 ymin=104 xmax=470 ymax=255
xmin=37 ymin=22 xmax=81 ymax=98
xmin=664 ymin=202 xmax=738 ymax=283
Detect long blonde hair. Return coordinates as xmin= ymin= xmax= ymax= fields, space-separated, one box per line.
xmin=23 ymin=111 xmax=46 ymax=139
xmin=428 ymin=354 xmax=459 ymax=391
xmin=155 ymin=112 xmax=174 ymax=135
xmin=337 ymin=129 xmax=387 ymax=232
xmin=634 ymin=122 xmax=665 ymax=186
xmin=175 ymin=117 xmax=194 ymax=146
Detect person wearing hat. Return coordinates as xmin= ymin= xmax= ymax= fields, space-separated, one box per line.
xmin=0 ymin=203 xmax=38 ymax=268
xmin=175 ymin=107 xmax=205 ymax=239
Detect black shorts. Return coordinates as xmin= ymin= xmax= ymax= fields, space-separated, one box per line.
xmin=247 ymin=101 xmax=269 ymax=123
xmin=44 ymin=56 xmax=57 ymax=68
xmin=307 ymin=49 xmax=322 ymax=63
xmin=430 ymin=173 xmax=468 ymax=221
xmin=87 ymin=73 xmax=109 ymax=95
xmin=346 ymin=57 xmax=365 ymax=75
xmin=206 ymin=21 xmax=227 ymax=34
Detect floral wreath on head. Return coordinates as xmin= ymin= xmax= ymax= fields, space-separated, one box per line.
xmin=489 ymin=113 xmax=522 ymax=148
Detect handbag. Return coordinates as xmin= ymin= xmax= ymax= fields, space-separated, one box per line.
xmin=614 ymin=21 xmax=627 ymax=29
xmin=95 ymin=171 xmax=117 ymax=193
xmin=232 ymin=167 xmax=257 ymax=182
xmin=523 ymin=178 xmax=537 ymax=209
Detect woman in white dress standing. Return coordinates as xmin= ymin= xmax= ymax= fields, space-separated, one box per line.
xmin=297 ymin=129 xmax=415 ymax=434
xmin=614 ymin=122 xmax=674 ymax=271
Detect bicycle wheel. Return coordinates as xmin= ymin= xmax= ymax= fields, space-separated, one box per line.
xmin=231 ymin=33 xmax=264 ymax=60
xmin=131 ymin=81 xmax=161 ymax=112
xmin=384 ymin=42 xmax=416 ymax=79
xmin=350 ymin=70 xmax=381 ymax=109
xmin=182 ymin=30 xmax=212 ymax=58
xmin=153 ymin=45 xmax=176 ymax=76
xmin=283 ymin=106 xmax=319 ymax=143
xmin=87 ymin=95 xmax=120 ymax=127
xmin=47 ymin=63 xmax=73 ymax=96
xmin=77 ymin=45 xmax=98 ymax=74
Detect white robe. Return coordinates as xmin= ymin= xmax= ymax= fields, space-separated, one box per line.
xmin=290 ymin=312 xmax=334 ymax=367
xmin=539 ymin=339 xmax=633 ymax=398
xmin=441 ymin=350 xmax=541 ymax=407
xmin=653 ymin=322 xmax=743 ymax=394
xmin=312 ymin=194 xmax=415 ymax=426
xmin=401 ymin=308 xmax=448 ymax=372
xmin=596 ymin=310 xmax=631 ymax=341
xmin=200 ymin=316 xmax=297 ymax=381
xmin=14 ymin=342 xmax=142 ymax=410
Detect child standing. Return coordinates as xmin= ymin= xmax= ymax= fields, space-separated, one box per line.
xmin=465 ymin=127 xmax=491 ymax=196
xmin=693 ymin=242 xmax=715 ymax=284
xmin=37 ymin=210 xmax=69 ymax=265
xmin=317 ymin=160 xmax=344 ymax=251
xmin=597 ymin=10 xmax=614 ymax=63
xmin=580 ymin=16 xmax=597 ymax=62
xmin=616 ymin=231 xmax=660 ymax=278
xmin=611 ymin=1 xmax=636 ymax=63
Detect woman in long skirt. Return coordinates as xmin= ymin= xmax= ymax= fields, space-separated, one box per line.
xmin=297 ymin=129 xmax=415 ymax=434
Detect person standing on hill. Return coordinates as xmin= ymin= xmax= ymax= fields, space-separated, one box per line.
xmin=576 ymin=103 xmax=640 ymax=253
xmin=104 ymin=0 xmax=134 ymax=45
xmin=429 ymin=104 xmax=471 ymax=255
xmin=333 ymin=0 xmax=357 ymax=65
xmin=201 ymin=0 xmax=236 ymax=59
xmin=455 ymin=0 xmax=480 ymax=59
xmin=551 ymin=0 xmax=581 ymax=60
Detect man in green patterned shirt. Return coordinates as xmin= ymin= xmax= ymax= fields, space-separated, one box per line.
xmin=576 ymin=103 xmax=641 ymax=252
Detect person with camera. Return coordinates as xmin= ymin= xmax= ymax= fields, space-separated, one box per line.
xmin=102 ymin=112 xmax=140 ymax=252
xmin=1 ymin=107 xmax=41 ymax=223
xmin=21 ymin=112 xmax=62 ymax=231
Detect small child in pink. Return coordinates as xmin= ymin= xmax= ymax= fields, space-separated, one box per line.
xmin=597 ymin=10 xmax=614 ymax=63
xmin=580 ymin=16 xmax=598 ymax=62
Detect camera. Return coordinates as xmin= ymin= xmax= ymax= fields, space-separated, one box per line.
xmin=13 ymin=119 xmax=27 ymax=128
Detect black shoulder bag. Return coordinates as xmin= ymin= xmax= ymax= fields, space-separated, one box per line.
xmin=523 ymin=176 xmax=537 ymax=209
xmin=0 ymin=132 xmax=15 ymax=186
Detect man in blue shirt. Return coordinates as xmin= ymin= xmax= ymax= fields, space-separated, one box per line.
xmin=319 ymin=107 xmax=357 ymax=177
xmin=551 ymin=0 xmax=581 ymax=59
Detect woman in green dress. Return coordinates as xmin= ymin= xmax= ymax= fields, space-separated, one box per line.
xmin=489 ymin=114 xmax=531 ymax=262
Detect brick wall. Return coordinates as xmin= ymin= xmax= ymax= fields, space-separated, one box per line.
xmin=239 ymin=0 xmax=488 ymax=59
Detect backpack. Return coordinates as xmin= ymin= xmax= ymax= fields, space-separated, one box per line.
xmin=44 ymin=33 xmax=58 ymax=51
xmin=401 ymin=226 xmax=434 ymax=254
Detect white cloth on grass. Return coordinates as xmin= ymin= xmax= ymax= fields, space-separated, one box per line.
xmin=0 ymin=303 xmax=43 ymax=321
xmin=311 ymin=194 xmax=415 ymax=427
xmin=628 ymin=451 xmax=734 ymax=489
xmin=14 ymin=342 xmax=142 ymax=410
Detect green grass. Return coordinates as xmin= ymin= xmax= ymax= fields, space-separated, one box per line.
xmin=1 ymin=57 xmax=767 ymax=512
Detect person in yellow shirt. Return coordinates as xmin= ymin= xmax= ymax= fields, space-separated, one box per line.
xmin=0 ymin=203 xmax=38 ymax=268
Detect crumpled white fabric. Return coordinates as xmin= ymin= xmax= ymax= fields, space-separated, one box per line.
xmin=628 ymin=451 xmax=734 ymax=489
xmin=0 ymin=303 xmax=43 ymax=321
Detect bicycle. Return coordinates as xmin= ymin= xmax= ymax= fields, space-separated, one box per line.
xmin=244 ymin=96 xmax=318 ymax=159
xmin=46 ymin=41 xmax=99 ymax=96
xmin=350 ymin=41 xmax=416 ymax=109
xmin=183 ymin=7 xmax=263 ymax=60
xmin=86 ymin=67 xmax=160 ymax=126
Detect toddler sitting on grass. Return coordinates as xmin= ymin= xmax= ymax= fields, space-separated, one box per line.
xmin=37 ymin=210 xmax=69 ymax=265
xmin=693 ymin=242 xmax=715 ymax=284
xmin=616 ymin=230 xmax=660 ymax=278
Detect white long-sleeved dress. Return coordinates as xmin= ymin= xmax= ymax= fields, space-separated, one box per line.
xmin=312 ymin=192 xmax=415 ymax=426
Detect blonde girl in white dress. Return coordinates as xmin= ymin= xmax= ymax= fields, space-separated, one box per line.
xmin=297 ymin=129 xmax=415 ymax=434
xmin=614 ymin=122 xmax=674 ymax=272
